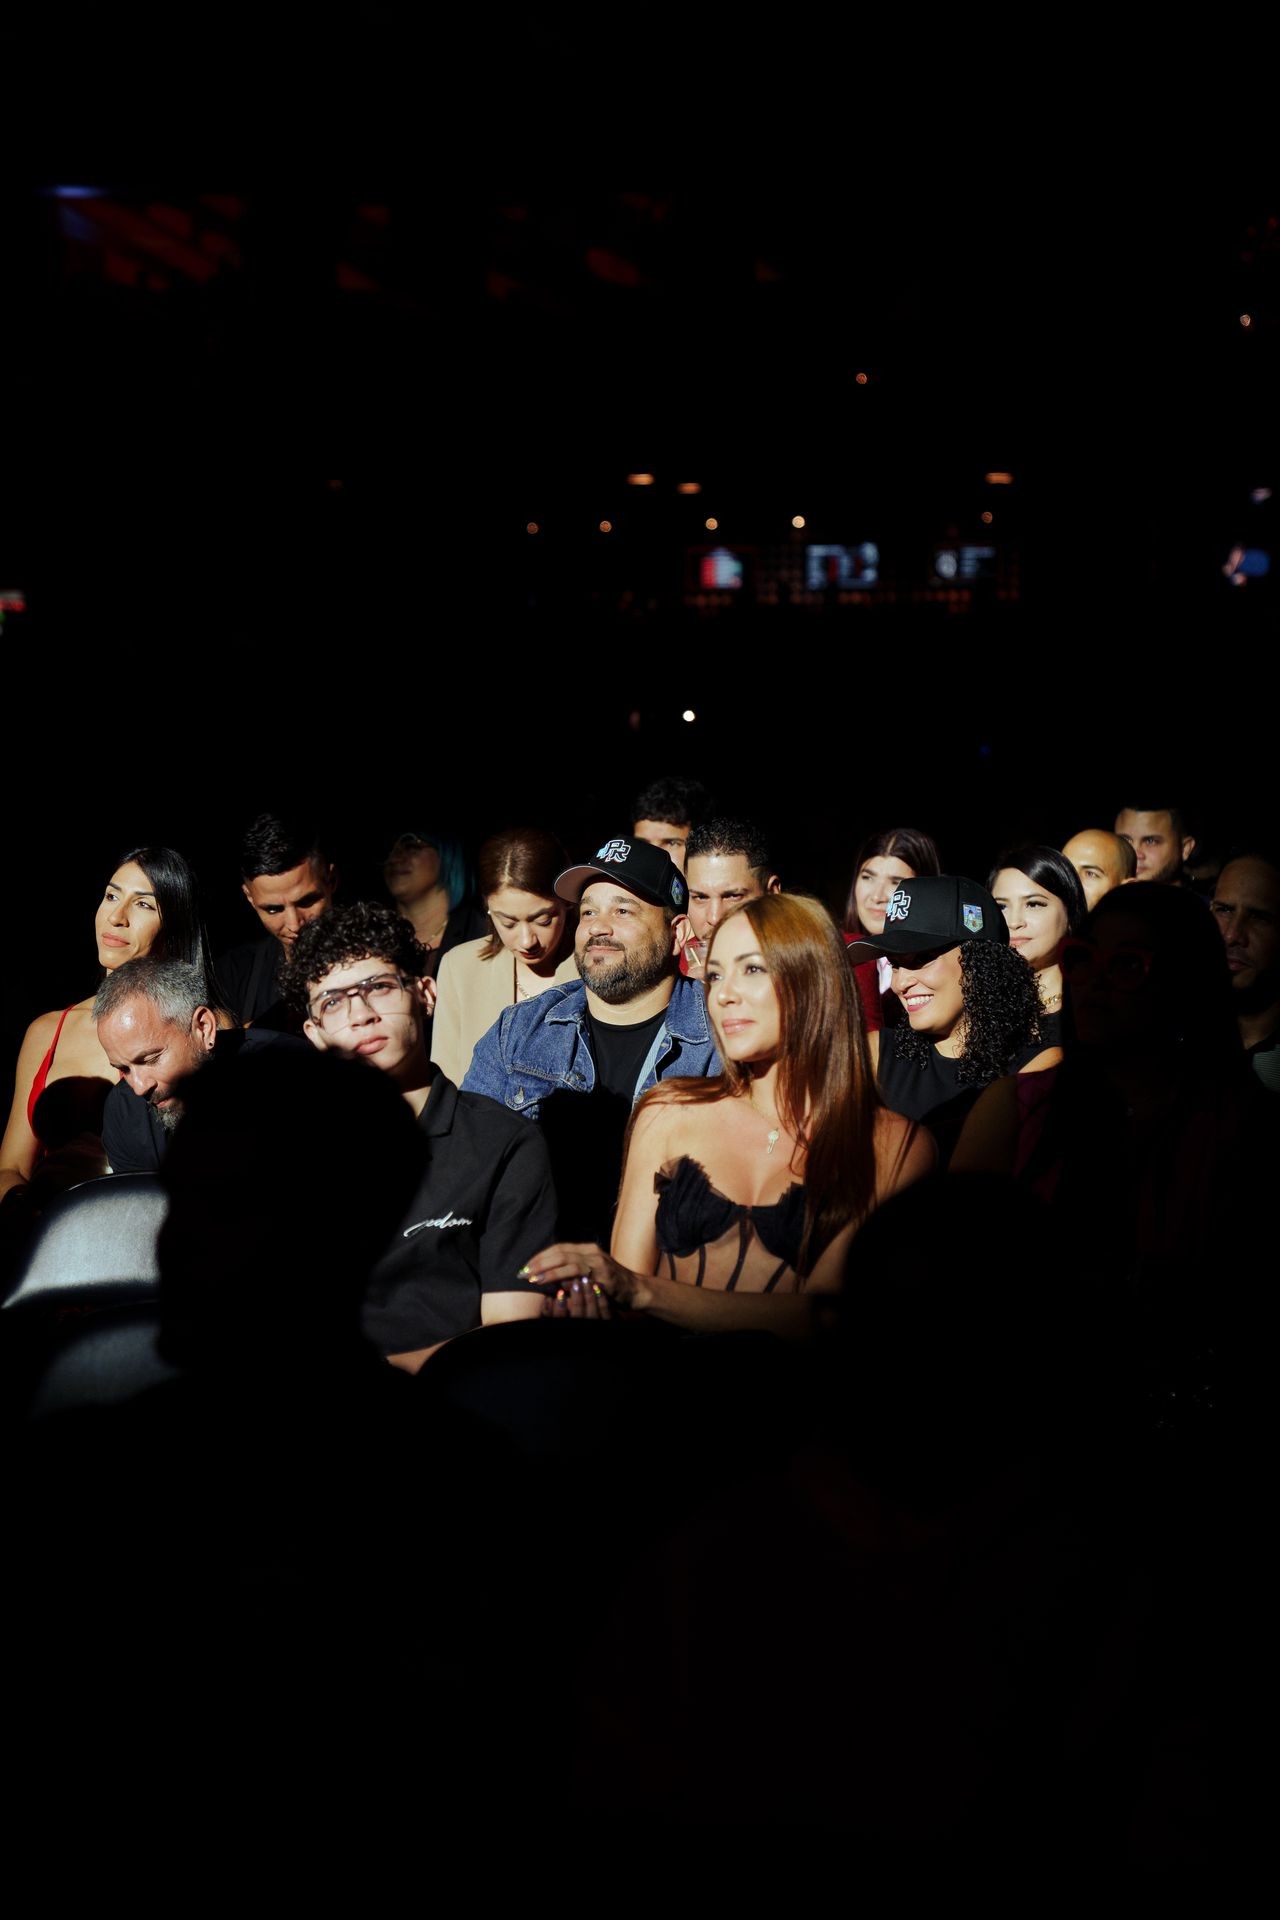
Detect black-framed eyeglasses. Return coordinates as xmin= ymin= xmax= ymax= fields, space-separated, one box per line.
xmin=1060 ymin=938 xmax=1154 ymax=990
xmin=308 ymin=972 xmax=413 ymax=1031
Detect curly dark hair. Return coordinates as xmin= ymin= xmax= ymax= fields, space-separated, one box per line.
xmin=282 ymin=901 xmax=428 ymax=1014
xmin=894 ymin=941 xmax=1043 ymax=1086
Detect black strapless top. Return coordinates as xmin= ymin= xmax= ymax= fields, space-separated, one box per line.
xmin=653 ymin=1156 xmax=807 ymax=1294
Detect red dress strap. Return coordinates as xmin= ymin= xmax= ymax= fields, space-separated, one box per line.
xmin=27 ymin=1005 xmax=76 ymax=1131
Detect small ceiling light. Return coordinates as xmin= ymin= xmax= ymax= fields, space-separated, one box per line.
xmin=984 ymin=472 xmax=1014 ymax=486
xmin=526 ymin=521 xmax=539 ymax=535
xmin=682 ymin=709 xmax=696 ymax=723
xmin=981 ymin=510 xmax=993 ymax=525
xmin=705 ymin=517 xmax=718 ymax=531
xmin=854 ymin=371 xmax=869 ymax=386
xmin=676 ymin=481 xmax=701 ymax=494
xmin=627 ymin=473 xmax=656 ymax=486
xmin=791 ymin=515 xmax=806 ymax=529
xmin=599 ymin=520 xmax=612 ymax=533
xmin=1240 ymin=313 xmax=1253 ymax=328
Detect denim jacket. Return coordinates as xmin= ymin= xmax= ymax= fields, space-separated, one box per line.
xmin=461 ymin=975 xmax=720 ymax=1118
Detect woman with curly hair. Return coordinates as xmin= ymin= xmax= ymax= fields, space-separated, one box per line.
xmin=523 ymin=893 xmax=934 ymax=1334
xmin=848 ymin=874 xmax=1060 ymax=1165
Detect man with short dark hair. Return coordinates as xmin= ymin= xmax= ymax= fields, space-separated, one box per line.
xmin=288 ymin=901 xmax=557 ymax=1367
xmin=96 ymin=957 xmax=294 ymax=1175
xmin=683 ymin=816 xmax=781 ymax=975
xmin=631 ymin=776 xmax=711 ymax=873
xmin=215 ymin=812 xmax=339 ymax=1031
xmin=464 ymin=837 xmax=719 ymax=1242
xmin=1114 ymin=806 xmax=1195 ymax=885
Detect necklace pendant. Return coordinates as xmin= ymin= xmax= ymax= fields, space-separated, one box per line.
xmin=765 ymin=1127 xmax=780 ymax=1154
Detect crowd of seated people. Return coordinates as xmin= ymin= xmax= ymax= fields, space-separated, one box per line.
xmin=1 ymin=790 xmax=1261 ymax=1872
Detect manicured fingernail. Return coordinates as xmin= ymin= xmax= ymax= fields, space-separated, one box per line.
xmin=517 ymin=1265 xmax=531 ymax=1278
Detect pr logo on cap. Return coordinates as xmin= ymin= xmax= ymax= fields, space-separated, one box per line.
xmin=671 ymin=873 xmax=687 ymax=910
xmin=885 ymin=889 xmax=912 ymax=922
xmin=597 ymin=839 xmax=632 ymax=863
xmin=962 ymin=903 xmax=984 ymax=932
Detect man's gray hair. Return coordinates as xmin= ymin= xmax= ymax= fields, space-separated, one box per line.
xmin=94 ymin=956 xmax=210 ymax=1028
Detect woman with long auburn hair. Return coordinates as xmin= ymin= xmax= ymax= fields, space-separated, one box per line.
xmin=523 ymin=893 xmax=934 ymax=1334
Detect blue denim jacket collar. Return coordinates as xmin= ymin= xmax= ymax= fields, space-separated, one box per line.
xmin=540 ymin=974 xmax=711 ymax=1044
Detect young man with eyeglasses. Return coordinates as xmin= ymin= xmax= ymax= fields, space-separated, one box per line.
xmin=287 ymin=901 xmax=556 ymax=1369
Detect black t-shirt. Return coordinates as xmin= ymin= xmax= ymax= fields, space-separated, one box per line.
xmin=103 ymin=1028 xmax=305 ymax=1176
xmin=214 ymin=938 xmax=302 ymax=1034
xmin=876 ymin=1026 xmax=1049 ymax=1169
xmin=539 ymin=1006 xmax=667 ymax=1246
xmin=363 ymin=1072 xmax=558 ymax=1354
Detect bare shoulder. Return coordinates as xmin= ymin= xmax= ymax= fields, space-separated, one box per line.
xmin=873 ymin=1105 xmax=936 ymax=1189
xmin=1017 ymin=1045 xmax=1063 ymax=1075
xmin=629 ymin=1085 xmax=690 ymax=1146
xmin=18 ymin=1008 xmax=64 ymax=1061
xmin=950 ymin=1074 xmax=1021 ymax=1175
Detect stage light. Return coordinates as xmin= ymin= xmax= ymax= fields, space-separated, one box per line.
xmin=627 ymin=473 xmax=655 ymax=486
xmin=984 ymin=472 xmax=1014 ymax=486
xmin=791 ymin=515 xmax=805 ymax=529
xmin=676 ymin=481 xmax=701 ymax=494
xmin=599 ymin=520 xmax=612 ymax=533
xmin=981 ymin=510 xmax=993 ymax=524
xmin=855 ymin=371 xmax=868 ymax=385
xmin=705 ymin=517 xmax=718 ymax=531
xmin=682 ymin=709 xmax=696 ymax=722
xmin=526 ymin=521 xmax=539 ymax=535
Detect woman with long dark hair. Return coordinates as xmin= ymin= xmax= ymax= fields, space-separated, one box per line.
xmin=842 ymin=825 xmax=941 ymax=1032
xmin=523 ymin=892 xmax=933 ymax=1332
xmin=430 ymin=826 xmax=579 ymax=1085
xmin=988 ymin=844 xmax=1088 ymax=1049
xmin=0 ymin=845 xmax=217 ymax=1210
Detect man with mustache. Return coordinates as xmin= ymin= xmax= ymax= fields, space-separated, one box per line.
xmin=464 ymin=837 xmax=720 ymax=1243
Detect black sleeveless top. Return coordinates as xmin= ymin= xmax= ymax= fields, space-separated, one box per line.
xmin=653 ymin=1156 xmax=807 ymax=1294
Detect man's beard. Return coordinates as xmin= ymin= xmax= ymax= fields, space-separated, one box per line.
xmin=576 ymin=935 xmax=670 ymax=1006
xmin=154 ymin=1099 xmax=185 ymax=1132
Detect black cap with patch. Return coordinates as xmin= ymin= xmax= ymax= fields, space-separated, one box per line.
xmin=555 ymin=837 xmax=689 ymax=914
xmin=846 ymin=875 xmax=1008 ymax=962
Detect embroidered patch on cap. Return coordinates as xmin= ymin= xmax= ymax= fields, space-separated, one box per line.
xmin=596 ymin=839 xmax=631 ymax=862
xmin=671 ymin=873 xmax=687 ymax=909
xmin=963 ymin=903 xmax=984 ymax=932
xmin=885 ymin=889 xmax=912 ymax=922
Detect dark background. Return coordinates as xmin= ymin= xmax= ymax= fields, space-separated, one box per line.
xmin=2 ymin=183 xmax=1276 ymax=1061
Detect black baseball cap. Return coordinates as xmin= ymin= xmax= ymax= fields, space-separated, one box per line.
xmin=555 ymin=836 xmax=689 ymax=914
xmin=846 ymin=875 xmax=1008 ymax=962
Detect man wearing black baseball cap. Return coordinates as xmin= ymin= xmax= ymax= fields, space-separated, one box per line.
xmin=463 ymin=836 xmax=720 ymax=1243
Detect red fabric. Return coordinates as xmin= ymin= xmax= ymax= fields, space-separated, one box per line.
xmin=27 ymin=1006 xmax=74 ymax=1131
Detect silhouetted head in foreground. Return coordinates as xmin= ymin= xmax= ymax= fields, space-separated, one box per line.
xmin=822 ymin=1172 xmax=1084 ymax=1510
xmin=157 ymin=1046 xmax=426 ymax=1372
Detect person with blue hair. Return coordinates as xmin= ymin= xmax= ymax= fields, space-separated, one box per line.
xmin=383 ymin=826 xmax=487 ymax=977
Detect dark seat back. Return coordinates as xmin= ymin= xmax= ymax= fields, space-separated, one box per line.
xmin=3 ymin=1174 xmax=166 ymax=1311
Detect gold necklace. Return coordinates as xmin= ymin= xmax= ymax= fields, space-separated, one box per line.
xmin=747 ymin=1090 xmax=782 ymax=1155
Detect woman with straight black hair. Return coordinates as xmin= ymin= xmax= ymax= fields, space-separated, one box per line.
xmin=988 ymin=844 xmax=1088 ymax=1049
xmin=0 ymin=844 xmax=217 ymax=1213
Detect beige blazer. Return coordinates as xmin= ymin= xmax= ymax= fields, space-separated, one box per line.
xmin=431 ymin=936 xmax=579 ymax=1086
